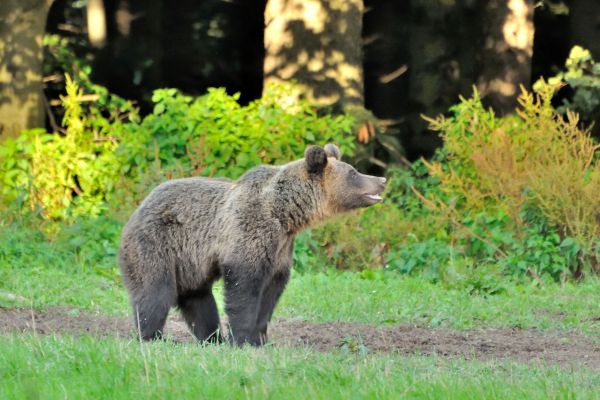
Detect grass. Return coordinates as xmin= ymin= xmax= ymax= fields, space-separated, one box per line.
xmin=280 ymin=272 xmax=600 ymax=333
xmin=1 ymin=221 xmax=600 ymax=398
xmin=3 ymin=254 xmax=600 ymax=334
xmin=1 ymin=222 xmax=599 ymax=334
xmin=1 ymin=334 xmax=598 ymax=400
xmin=0 ymin=222 xmax=127 ymax=312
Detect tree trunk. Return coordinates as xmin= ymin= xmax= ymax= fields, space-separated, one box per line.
xmin=263 ymin=0 xmax=364 ymax=110
xmin=477 ymin=0 xmax=535 ymax=115
xmin=569 ymin=0 xmax=600 ymax=60
xmin=363 ymin=0 xmax=409 ymax=120
xmin=0 ymin=0 xmax=53 ymax=140
xmin=405 ymin=1 xmax=483 ymax=156
xmin=90 ymin=0 xmax=164 ymax=110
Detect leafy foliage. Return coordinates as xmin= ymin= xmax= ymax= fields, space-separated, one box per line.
xmin=295 ymin=84 xmax=599 ymax=284
xmin=422 ymin=85 xmax=599 ymax=278
xmin=0 ymin=77 xmax=354 ymax=220
xmin=536 ymin=45 xmax=600 ymax=129
xmin=0 ymin=75 xmax=131 ymax=219
xmin=3 ymin=39 xmax=600 ymax=286
xmin=126 ymin=83 xmax=355 ymax=180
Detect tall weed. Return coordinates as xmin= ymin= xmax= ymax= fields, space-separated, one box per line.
xmin=423 ymin=85 xmax=600 ymax=276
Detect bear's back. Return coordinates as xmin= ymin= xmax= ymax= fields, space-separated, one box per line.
xmin=123 ymin=177 xmax=232 ymax=236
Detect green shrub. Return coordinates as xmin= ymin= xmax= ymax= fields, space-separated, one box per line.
xmin=4 ymin=37 xmax=598 ymax=286
xmin=0 ymin=79 xmax=355 ymax=220
xmin=421 ymin=85 xmax=599 ymax=278
xmin=304 ymin=84 xmax=598 ymax=282
xmin=386 ymin=237 xmax=453 ymax=279
xmin=121 ymin=83 xmax=355 ymax=180
xmin=0 ymin=75 xmax=130 ymax=219
xmin=536 ymin=45 xmax=600 ymax=129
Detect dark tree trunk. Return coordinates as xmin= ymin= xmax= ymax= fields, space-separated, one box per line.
xmin=403 ymin=1 xmax=483 ymax=157
xmin=91 ymin=0 xmax=164 ymax=110
xmin=263 ymin=0 xmax=364 ymax=110
xmin=363 ymin=0 xmax=409 ymax=120
xmin=569 ymin=0 xmax=600 ymax=60
xmin=477 ymin=0 xmax=535 ymax=115
xmin=90 ymin=0 xmax=265 ymax=110
xmin=0 ymin=0 xmax=54 ymax=140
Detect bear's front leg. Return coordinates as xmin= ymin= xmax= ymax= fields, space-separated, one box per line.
xmin=256 ymin=270 xmax=290 ymax=344
xmin=223 ymin=265 xmax=264 ymax=346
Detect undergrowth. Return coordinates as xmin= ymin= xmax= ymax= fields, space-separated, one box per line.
xmin=1 ymin=40 xmax=599 ymax=285
xmin=0 ymin=74 xmax=354 ymax=219
xmin=295 ymin=84 xmax=599 ymax=283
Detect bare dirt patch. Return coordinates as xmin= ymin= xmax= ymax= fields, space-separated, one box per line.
xmin=1 ymin=307 xmax=599 ymax=369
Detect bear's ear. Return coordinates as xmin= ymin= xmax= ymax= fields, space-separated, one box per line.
xmin=305 ymin=146 xmax=328 ymax=174
xmin=324 ymin=143 xmax=341 ymax=160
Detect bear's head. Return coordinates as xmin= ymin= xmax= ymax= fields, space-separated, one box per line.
xmin=304 ymin=144 xmax=387 ymax=215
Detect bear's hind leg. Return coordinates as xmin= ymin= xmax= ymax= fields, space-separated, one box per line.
xmin=178 ymin=290 xmax=221 ymax=343
xmin=132 ymin=282 xmax=176 ymax=341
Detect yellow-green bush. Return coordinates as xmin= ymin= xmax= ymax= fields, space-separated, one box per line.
xmin=0 ymin=76 xmax=127 ymax=219
xmin=538 ymin=46 xmax=600 ymax=128
xmin=423 ymin=84 xmax=600 ymax=276
xmin=307 ymin=84 xmax=599 ymax=281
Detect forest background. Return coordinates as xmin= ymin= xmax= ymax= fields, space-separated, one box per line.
xmin=1 ymin=0 xmax=600 ymax=290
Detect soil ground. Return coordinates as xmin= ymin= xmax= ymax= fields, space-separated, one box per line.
xmin=1 ymin=307 xmax=599 ymax=369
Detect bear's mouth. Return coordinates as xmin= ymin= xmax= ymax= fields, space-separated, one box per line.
xmin=364 ymin=193 xmax=383 ymax=203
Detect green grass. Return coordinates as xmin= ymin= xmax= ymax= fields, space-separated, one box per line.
xmin=2 ymin=221 xmax=600 ymax=399
xmin=1 ymin=334 xmax=598 ymax=400
xmin=280 ymin=272 xmax=600 ymax=333
xmin=1 ymin=223 xmax=599 ymax=334
xmin=0 ymin=222 xmax=127 ymax=312
xmin=3 ymin=258 xmax=600 ymax=334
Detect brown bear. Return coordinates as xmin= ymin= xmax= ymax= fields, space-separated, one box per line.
xmin=118 ymin=144 xmax=386 ymax=346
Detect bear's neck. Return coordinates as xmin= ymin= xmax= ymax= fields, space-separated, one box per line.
xmin=270 ymin=180 xmax=326 ymax=234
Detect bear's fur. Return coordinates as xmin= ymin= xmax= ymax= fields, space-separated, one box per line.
xmin=118 ymin=144 xmax=386 ymax=346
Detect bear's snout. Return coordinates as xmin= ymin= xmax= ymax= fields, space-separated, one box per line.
xmin=359 ymin=174 xmax=386 ymax=206
xmin=369 ymin=175 xmax=387 ymax=191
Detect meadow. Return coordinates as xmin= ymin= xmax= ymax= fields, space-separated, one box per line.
xmin=1 ymin=221 xmax=599 ymax=399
